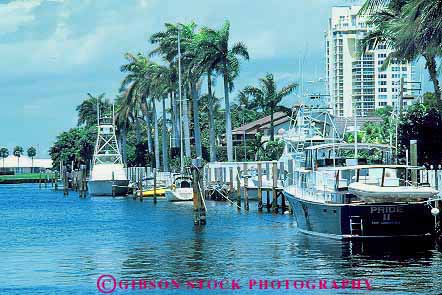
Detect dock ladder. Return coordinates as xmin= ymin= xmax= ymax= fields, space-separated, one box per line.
xmin=349 ymin=216 xmax=364 ymax=236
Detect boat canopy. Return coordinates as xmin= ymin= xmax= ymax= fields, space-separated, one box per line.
xmin=304 ymin=143 xmax=393 ymax=151
xmin=317 ymin=164 xmax=425 ymax=171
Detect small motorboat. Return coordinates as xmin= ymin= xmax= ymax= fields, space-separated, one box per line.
xmin=348 ymin=182 xmax=438 ymax=203
xmin=141 ymin=187 xmax=167 ymax=197
xmin=166 ymin=175 xmax=193 ymax=202
xmin=136 ymin=176 xmax=168 ymax=197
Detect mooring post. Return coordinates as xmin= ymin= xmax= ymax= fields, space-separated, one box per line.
xmin=272 ymin=161 xmax=278 ymax=213
xmin=153 ymin=168 xmax=157 ymax=204
xmin=243 ymin=163 xmax=249 ymax=211
xmin=438 ymin=166 xmax=442 ymax=227
xmin=54 ymin=172 xmax=58 ymax=190
xmin=229 ymin=167 xmax=234 ymax=193
xmin=78 ymin=169 xmax=83 ymax=197
xmin=39 ymin=172 xmax=42 ymax=188
xmin=198 ymin=161 xmax=206 ymax=225
xmin=192 ymin=158 xmax=206 ymax=225
xmin=138 ymin=178 xmax=143 ymax=202
xmin=236 ymin=166 xmax=241 ymax=210
xmin=63 ymin=167 xmax=68 ymax=196
xmin=257 ymin=162 xmax=263 ymax=212
xmin=410 ymin=140 xmax=418 ymax=185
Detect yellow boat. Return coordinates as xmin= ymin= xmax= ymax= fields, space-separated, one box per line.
xmin=140 ymin=187 xmax=168 ymax=197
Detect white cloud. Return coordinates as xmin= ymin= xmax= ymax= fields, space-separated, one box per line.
xmin=0 ymin=0 xmax=43 ymax=34
xmin=241 ymin=31 xmax=277 ymax=59
xmin=137 ymin=0 xmax=150 ymax=8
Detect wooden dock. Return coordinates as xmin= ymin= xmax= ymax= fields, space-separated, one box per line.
xmin=203 ymin=161 xmax=291 ymax=214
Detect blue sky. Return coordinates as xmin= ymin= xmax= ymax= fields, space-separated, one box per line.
xmin=0 ymin=0 xmax=431 ymax=157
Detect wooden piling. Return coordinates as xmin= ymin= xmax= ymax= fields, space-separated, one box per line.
xmin=281 ymin=193 xmax=287 ymax=213
xmin=257 ymin=162 xmax=263 ymax=212
xmin=54 ymin=172 xmax=59 ymax=190
xmin=138 ymin=178 xmax=143 ymax=202
xmin=272 ymin=161 xmax=278 ymax=213
xmin=243 ymin=163 xmax=249 ymax=211
xmin=63 ymin=168 xmax=68 ymax=196
xmin=266 ymin=190 xmax=270 ymax=212
xmin=236 ymin=166 xmax=241 ymax=210
xmin=192 ymin=158 xmax=206 ymax=225
xmin=229 ymin=167 xmax=234 ymax=193
xmin=153 ymin=168 xmax=157 ymax=204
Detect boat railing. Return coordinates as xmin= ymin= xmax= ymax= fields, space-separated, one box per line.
xmin=310 ymin=166 xmax=434 ymax=194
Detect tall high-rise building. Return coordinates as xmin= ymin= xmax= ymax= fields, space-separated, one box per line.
xmin=325 ymin=5 xmax=414 ymax=117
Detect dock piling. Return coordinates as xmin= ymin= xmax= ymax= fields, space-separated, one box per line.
xmin=138 ymin=178 xmax=143 ymax=202
xmin=257 ymin=163 xmax=263 ymax=212
xmin=192 ymin=158 xmax=206 ymax=225
xmin=153 ymin=168 xmax=157 ymax=204
xmin=63 ymin=167 xmax=68 ymax=196
xmin=243 ymin=163 xmax=249 ymax=211
xmin=272 ymin=161 xmax=278 ymax=214
xmin=229 ymin=167 xmax=234 ymax=193
xmin=236 ymin=166 xmax=241 ymax=210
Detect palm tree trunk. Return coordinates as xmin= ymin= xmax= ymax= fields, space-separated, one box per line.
xmin=162 ymin=96 xmax=169 ymax=172
xmin=424 ymin=53 xmax=442 ymax=104
xmin=170 ymin=92 xmax=177 ymax=148
xmin=270 ymin=106 xmax=275 ymax=141
xmin=183 ymin=87 xmax=191 ymax=157
xmin=141 ymin=99 xmax=153 ymax=154
xmin=153 ymin=101 xmax=160 ymax=169
xmin=223 ymin=62 xmax=233 ymax=161
xmin=135 ymin=113 xmax=141 ymax=145
xmin=174 ymin=92 xmax=180 ymax=148
xmin=207 ymin=71 xmax=217 ymax=162
xmin=191 ymin=81 xmax=202 ymax=158
xmin=145 ymin=112 xmax=153 ymax=153
xmin=121 ymin=126 xmax=127 ymax=164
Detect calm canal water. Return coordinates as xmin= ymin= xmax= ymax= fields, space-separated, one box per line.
xmin=1 ymin=184 xmax=441 ymax=294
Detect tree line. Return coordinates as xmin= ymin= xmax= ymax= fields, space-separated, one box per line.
xmin=349 ymin=0 xmax=442 ymax=164
xmin=49 ymin=21 xmax=297 ymax=171
xmin=0 ymin=146 xmax=37 ymax=170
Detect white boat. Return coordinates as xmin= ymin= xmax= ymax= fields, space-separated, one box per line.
xmin=87 ymin=106 xmax=129 ymax=196
xmin=348 ymin=182 xmax=438 ymax=203
xmin=165 ymin=176 xmax=193 ymax=202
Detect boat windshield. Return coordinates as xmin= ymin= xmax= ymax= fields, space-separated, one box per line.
xmin=304 ymin=143 xmax=394 ymax=169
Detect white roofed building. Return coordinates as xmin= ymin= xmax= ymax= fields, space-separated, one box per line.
xmin=0 ymin=155 xmax=52 ymax=174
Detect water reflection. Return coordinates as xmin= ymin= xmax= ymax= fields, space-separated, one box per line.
xmin=1 ymin=185 xmax=441 ymax=294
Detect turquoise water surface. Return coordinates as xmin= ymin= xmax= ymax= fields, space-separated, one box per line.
xmin=1 ymin=184 xmax=441 ymax=294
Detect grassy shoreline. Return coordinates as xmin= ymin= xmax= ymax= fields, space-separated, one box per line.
xmin=0 ymin=173 xmax=54 ymax=184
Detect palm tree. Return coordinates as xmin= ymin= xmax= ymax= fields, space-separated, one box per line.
xmin=197 ymin=21 xmax=249 ymax=161
xmin=244 ymin=73 xmax=297 ymax=141
xmin=0 ymin=147 xmax=8 ymax=171
xmin=362 ymin=0 xmax=442 ymax=102
xmin=120 ymin=53 xmax=154 ymax=154
xmin=76 ymin=93 xmax=111 ymax=127
xmin=115 ymin=95 xmax=131 ymax=164
xmin=150 ymin=23 xmax=198 ymax=156
xmin=13 ymin=146 xmax=23 ymax=173
xmin=149 ymin=63 xmax=175 ymax=172
xmin=152 ymin=99 xmax=160 ymax=169
xmin=27 ymin=147 xmax=36 ymax=173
